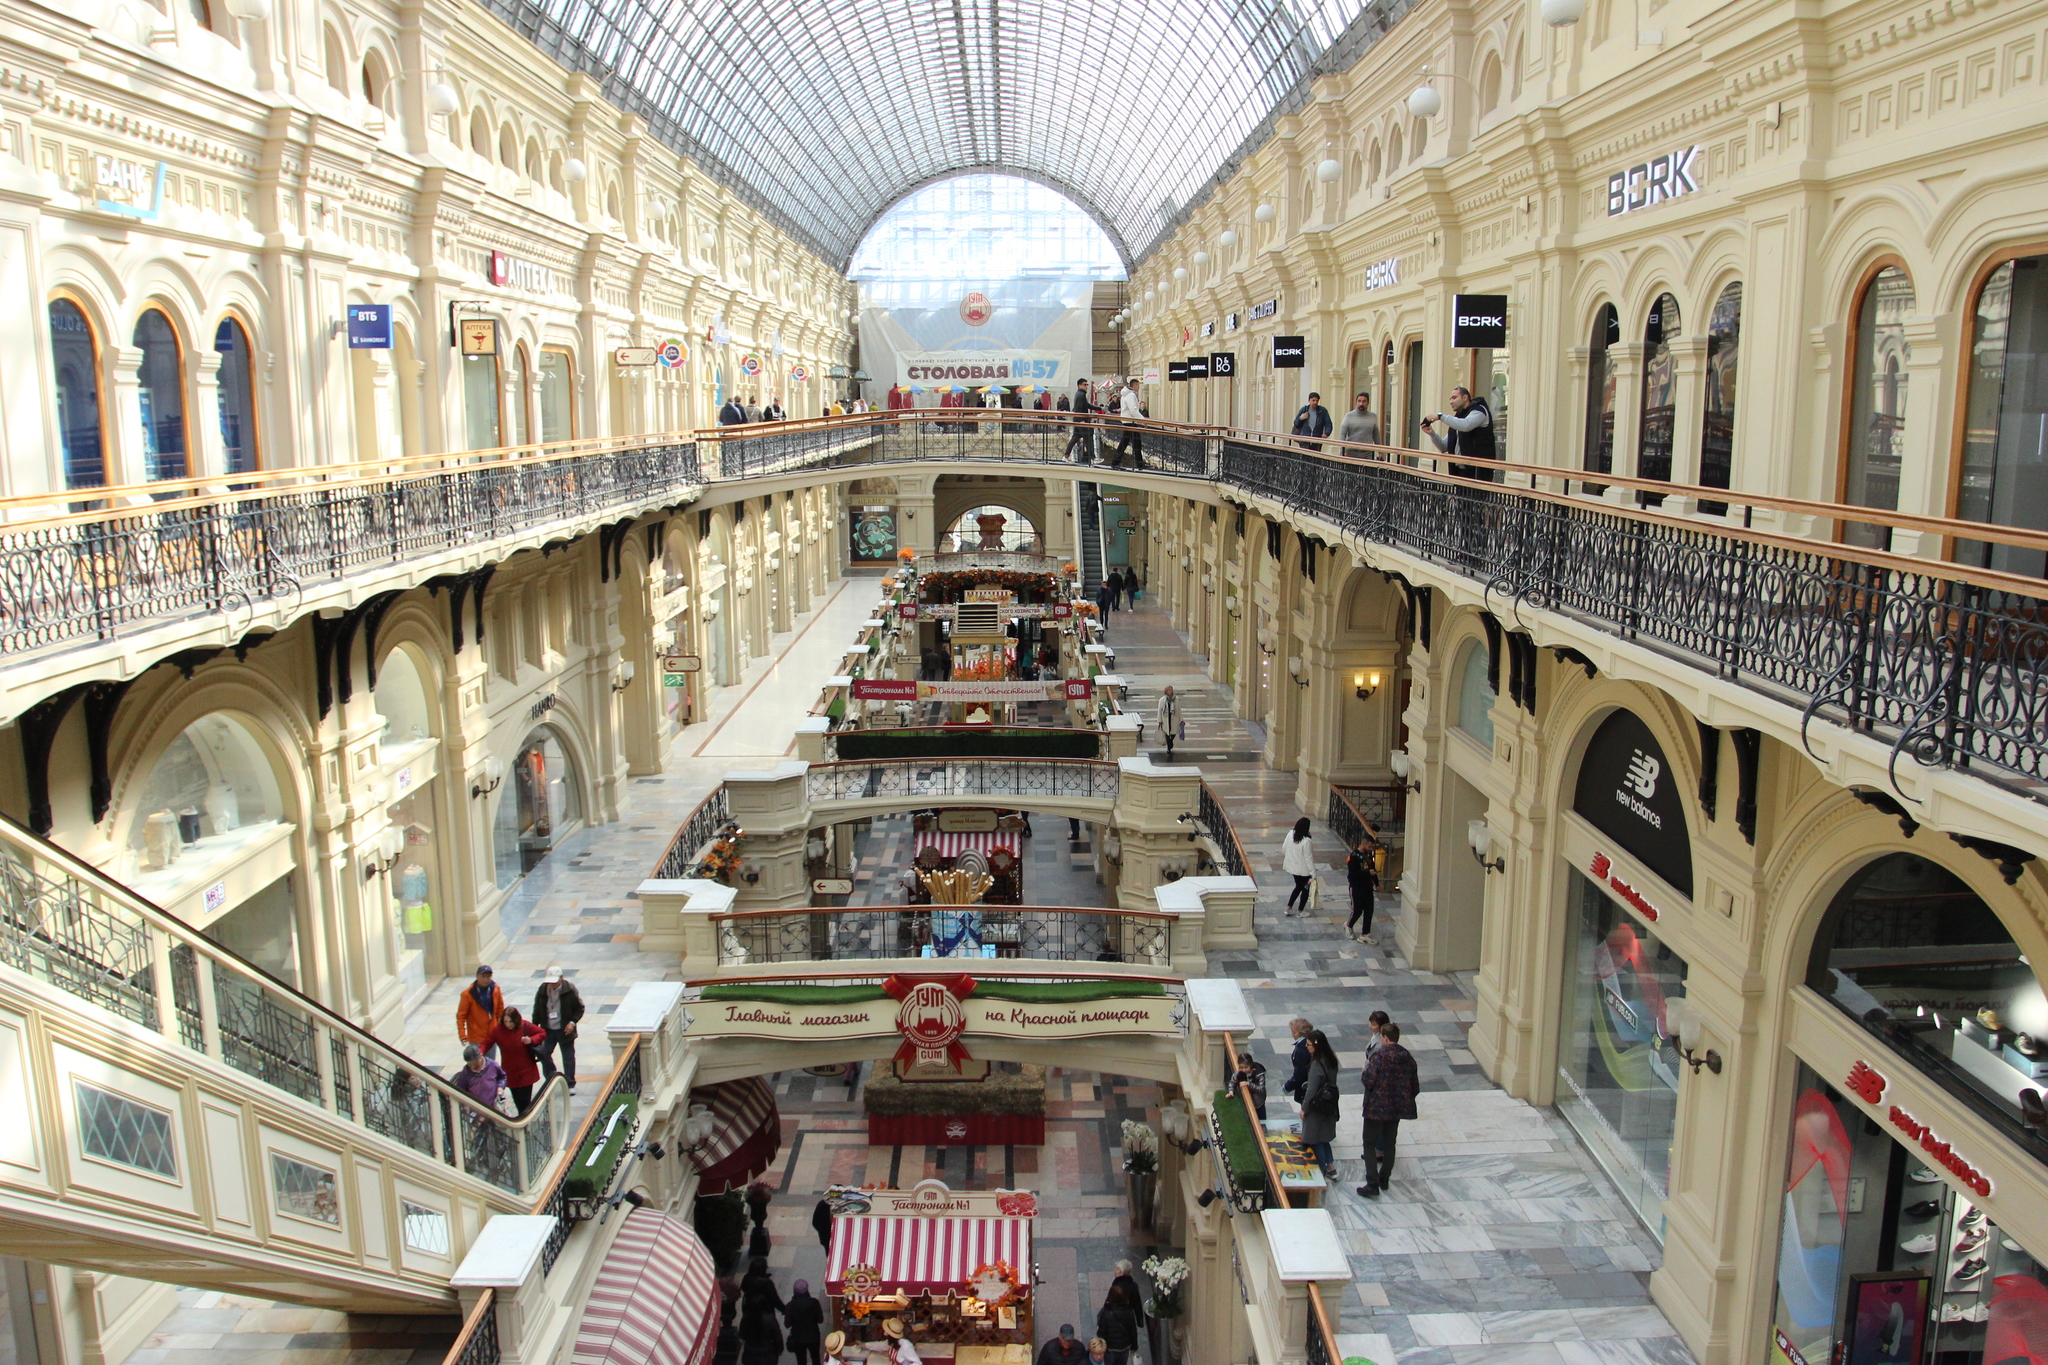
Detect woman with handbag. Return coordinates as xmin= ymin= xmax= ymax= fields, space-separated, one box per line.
xmin=1299 ymin=1029 xmax=1341 ymax=1180
xmin=488 ymin=1006 xmax=548 ymax=1114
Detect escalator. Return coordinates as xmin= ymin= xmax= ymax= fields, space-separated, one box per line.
xmin=1076 ymin=481 xmax=1107 ymax=596
xmin=0 ymin=812 xmax=571 ymax=1310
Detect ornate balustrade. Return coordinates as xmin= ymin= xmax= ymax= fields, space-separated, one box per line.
xmin=802 ymin=755 xmax=1123 ymax=805
xmin=708 ymin=903 xmax=1174 ymax=966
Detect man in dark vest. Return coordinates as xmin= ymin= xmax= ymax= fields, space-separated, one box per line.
xmin=1422 ymin=385 xmax=1494 ymax=481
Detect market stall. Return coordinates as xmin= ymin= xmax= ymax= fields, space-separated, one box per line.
xmin=824 ymin=1185 xmax=1036 ymax=1357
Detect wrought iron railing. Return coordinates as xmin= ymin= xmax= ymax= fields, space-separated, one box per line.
xmin=443 ymin=1291 xmax=499 ymax=1365
xmin=1306 ymin=1283 xmax=1341 ymax=1365
xmin=1198 ymin=782 xmax=1249 ymax=877
xmin=0 ymin=436 xmax=699 ymax=659
xmin=710 ymin=904 xmax=1173 ymax=966
xmin=651 ymin=786 xmax=734 ymax=880
xmin=803 ymin=756 xmax=1123 ymax=805
xmin=0 ymin=811 xmax=570 ymax=1196
xmin=1328 ymin=784 xmax=1406 ymax=849
xmin=533 ymin=1036 xmax=645 ymax=1276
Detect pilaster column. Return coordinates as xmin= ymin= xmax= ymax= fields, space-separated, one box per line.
xmin=1662 ymin=336 xmax=1712 ymax=514
xmin=191 ymin=348 xmax=227 ymax=479
xmin=1605 ymin=342 xmax=1648 ymax=490
xmin=1890 ymin=316 xmax=1951 ymax=558
xmin=104 ymin=344 xmax=145 ymax=489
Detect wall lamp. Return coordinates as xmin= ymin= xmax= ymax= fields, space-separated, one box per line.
xmin=362 ymin=826 xmax=405 ymax=882
xmin=1355 ymin=670 xmax=1382 ymax=701
xmin=1467 ymin=819 xmax=1507 ymax=874
xmin=1201 ymin=573 xmax=1214 ymax=596
xmin=471 ymin=754 xmax=506 ymax=800
xmin=1664 ymin=999 xmax=1723 ymax=1075
xmin=1389 ymin=749 xmax=1422 ymax=794
xmin=1287 ymin=655 xmax=1310 ymax=690
xmin=611 ymin=660 xmax=637 ymax=693
xmin=1225 ymin=593 xmax=1242 ymax=620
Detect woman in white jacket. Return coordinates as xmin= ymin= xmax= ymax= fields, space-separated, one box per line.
xmin=1280 ymin=817 xmax=1317 ymax=916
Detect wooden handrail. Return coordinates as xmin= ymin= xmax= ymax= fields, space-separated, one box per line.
xmin=1220 ymin=1034 xmax=1288 ymax=1199
xmin=1307 ymin=1282 xmax=1343 ymax=1365
xmin=532 ymin=1034 xmax=643 ymax=1215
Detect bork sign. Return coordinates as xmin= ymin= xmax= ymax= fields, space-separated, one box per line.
xmin=1271 ymin=336 xmax=1306 ymax=369
xmin=1452 ymin=296 xmax=1508 ymax=349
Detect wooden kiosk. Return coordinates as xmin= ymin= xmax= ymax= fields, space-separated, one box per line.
xmin=823 ymin=1182 xmax=1036 ymax=1364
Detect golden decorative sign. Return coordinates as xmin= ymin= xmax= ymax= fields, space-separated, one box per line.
xmin=459 ymin=318 xmax=499 ymax=356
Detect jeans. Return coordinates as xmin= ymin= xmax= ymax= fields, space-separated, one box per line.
xmin=540 ymin=1028 xmax=577 ymax=1085
xmin=1286 ymin=874 xmax=1313 ymax=912
xmin=1308 ymin=1139 xmax=1334 ymax=1174
xmin=1113 ymin=428 xmax=1143 ymax=466
xmin=1361 ymin=1117 xmax=1402 ymax=1189
xmin=1065 ymin=424 xmax=1095 ymax=461
xmin=1348 ymin=890 xmax=1374 ymax=934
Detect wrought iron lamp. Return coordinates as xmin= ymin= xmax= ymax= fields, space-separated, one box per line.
xmin=1467 ymin=819 xmax=1506 ymax=874
xmin=1389 ymin=748 xmax=1421 ymax=794
xmin=1355 ymin=670 xmax=1381 ymax=700
xmin=470 ymin=754 xmax=505 ymax=800
xmin=1664 ymin=1000 xmax=1723 ymax=1074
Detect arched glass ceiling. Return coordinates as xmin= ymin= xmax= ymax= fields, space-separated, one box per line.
xmin=482 ymin=0 xmax=1375 ymax=268
xmin=851 ymin=175 xmax=1125 ymax=282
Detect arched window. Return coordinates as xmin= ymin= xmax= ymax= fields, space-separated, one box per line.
xmin=462 ymin=343 xmax=500 ymax=451
xmin=133 ymin=309 xmax=188 ymax=483
xmin=605 ymin=182 xmax=621 ymax=219
xmin=492 ymin=726 xmax=582 ymax=888
xmin=1411 ymin=117 xmax=1428 ymax=160
xmin=524 ymin=138 xmax=543 ymax=181
xmin=1583 ymin=303 xmax=1619 ymax=479
xmin=1842 ymin=264 xmax=1913 ymax=550
xmin=362 ymin=51 xmax=390 ymax=112
xmin=469 ymin=109 xmax=491 ymax=158
xmin=506 ymin=343 xmax=531 ymax=446
xmin=1700 ymin=282 xmax=1742 ymax=510
xmin=499 ymin=124 xmax=518 ymax=171
xmin=1387 ymin=125 xmax=1403 ymax=171
xmin=1368 ymin=140 xmax=1382 ymax=186
xmin=548 ymin=150 xmax=566 ymax=192
xmin=214 ymin=317 xmax=258 ymax=475
xmin=538 ymin=347 xmax=574 ymax=442
xmin=1955 ymin=254 xmax=2048 ymax=576
xmin=1454 ymin=639 xmax=1496 ymax=748
xmin=1638 ymin=293 xmax=1680 ymax=490
xmin=1478 ymin=52 xmax=1503 ymax=115
xmin=187 ymin=0 xmax=214 ymax=29
xmin=48 ymin=298 xmax=106 ymax=491
xmin=322 ymin=25 xmax=348 ymax=93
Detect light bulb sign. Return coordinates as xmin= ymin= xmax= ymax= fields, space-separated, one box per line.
xmin=1451 ymin=295 xmax=1509 ymax=349
xmin=1607 ymin=146 xmax=1702 ymax=216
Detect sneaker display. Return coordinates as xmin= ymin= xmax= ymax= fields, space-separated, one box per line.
xmin=1905 ymin=1200 xmax=1944 ymax=1219
xmin=1953 ymin=1257 xmax=1990 ymax=1284
xmin=1954 ymin=1229 xmax=1988 ymax=1255
xmin=1960 ymin=1205 xmax=1987 ymax=1229
xmin=1941 ymin=1304 xmax=1969 ymax=1324
xmin=1965 ymin=1305 xmax=1991 ymax=1323
xmin=1900 ymin=1234 xmax=1938 ymax=1254
xmin=2004 ymin=1238 xmax=2025 ymax=1253
xmin=1911 ymin=1168 xmax=1944 ymax=1183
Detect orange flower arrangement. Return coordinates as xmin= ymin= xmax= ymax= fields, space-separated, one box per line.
xmin=897 ymin=547 xmax=918 ymax=562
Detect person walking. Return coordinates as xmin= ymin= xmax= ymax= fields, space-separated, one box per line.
xmin=1280 ymin=816 xmax=1316 ymax=916
xmin=488 ymin=1006 xmax=547 ymax=1114
xmin=1291 ymin=392 xmax=1333 ymax=450
xmin=1279 ymin=1016 xmax=1313 ymax=1103
xmin=1037 ymin=1325 xmax=1087 ymax=1365
xmin=1107 ymin=1261 xmax=1147 ymax=1331
xmin=1346 ymin=842 xmax=1380 ymax=941
xmin=1356 ymin=1021 xmax=1422 ymax=1198
xmin=532 ymin=965 xmax=584 ymax=1090
xmin=1065 ymin=380 xmax=1096 ymax=463
xmin=744 ymin=394 xmax=764 ymax=422
xmin=1156 ymin=685 xmax=1182 ymax=759
xmin=1363 ymin=1010 xmax=1391 ymax=1060
xmin=1338 ymin=391 xmax=1381 ymax=447
xmin=738 ymin=1300 xmax=784 ymax=1365
xmin=812 ymin=1197 xmax=834 ymax=1252
xmin=763 ymin=394 xmax=787 ymax=421
xmin=1111 ymin=382 xmax=1145 ymax=468
xmin=1094 ymin=1283 xmax=1142 ymax=1365
xmin=1095 ymin=576 xmax=1117 ymax=620
xmin=451 ymin=1044 xmax=507 ymax=1111
xmin=740 ymin=1256 xmax=784 ymax=1316
xmin=456 ymin=965 xmax=503 ymax=1056
xmin=719 ymin=394 xmax=749 ymax=426
xmin=1299 ymin=1029 xmax=1341 ymax=1179
xmin=785 ymin=1280 xmax=825 ymax=1365
xmin=1104 ymin=569 xmax=1124 ymax=613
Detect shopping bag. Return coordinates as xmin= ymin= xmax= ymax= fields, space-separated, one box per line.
xmin=1308 ymin=877 xmax=1322 ymax=910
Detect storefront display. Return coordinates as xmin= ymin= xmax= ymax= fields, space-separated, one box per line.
xmin=824 ymin=1184 xmax=1035 ymax=1349
xmin=492 ymin=726 xmax=582 ymax=888
xmin=1770 ymin=1062 xmax=2047 ymax=1365
xmin=1557 ymin=867 xmax=1687 ymax=1237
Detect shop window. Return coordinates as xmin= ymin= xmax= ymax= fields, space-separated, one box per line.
xmin=373 ymin=647 xmax=435 ymax=747
xmin=215 ymin=318 xmax=258 ymax=475
xmin=1571 ymin=706 xmax=1692 ymax=897
xmin=127 ymin=714 xmax=283 ymax=867
xmin=1454 ymin=639 xmax=1495 ymax=749
xmin=1842 ymin=265 xmax=1914 ymax=550
xmin=1583 ymin=303 xmax=1619 ymax=482
xmin=1558 ymin=868 xmax=1688 ymax=1238
xmin=1701 ymin=283 xmax=1741 ymax=513
xmin=133 ymin=309 xmax=189 ymax=483
xmin=48 ymin=298 xmax=106 ymax=491
xmin=1770 ymin=1061 xmax=2047 ymax=1365
xmin=1809 ymin=852 xmax=2048 ymax=1159
xmin=1638 ymin=293 xmax=1681 ymax=491
xmin=1403 ymin=339 xmax=1424 ymax=448
xmin=462 ymin=350 xmax=500 ymax=451
xmin=538 ymin=347 xmax=574 ymax=442
xmin=506 ymin=344 xmax=531 ymax=447
xmin=1954 ymin=254 xmax=2048 ymax=576
xmin=491 ymin=727 xmax=582 ymax=889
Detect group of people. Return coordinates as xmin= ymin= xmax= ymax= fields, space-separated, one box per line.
xmin=718 ymin=394 xmax=790 ymax=424
xmin=1091 ymin=567 xmax=1139 ymax=618
xmin=1281 ymin=1011 xmax=1422 ymax=1198
xmin=1277 ymin=816 xmax=1383 ymax=939
xmin=1293 ymin=383 xmax=1495 ymax=477
xmin=450 ymin=963 xmax=586 ymax=1115
xmin=1061 ymin=378 xmax=1147 ymax=469
xmin=1033 ymin=1261 xmax=1147 ymax=1365
xmin=726 ymin=1258 xmax=828 ymax=1365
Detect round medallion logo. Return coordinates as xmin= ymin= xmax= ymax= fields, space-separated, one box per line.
xmin=945 ymin=1120 xmax=969 ymax=1140
xmin=898 ymin=980 xmax=966 ymax=1063
xmin=960 ymin=292 xmax=994 ymax=326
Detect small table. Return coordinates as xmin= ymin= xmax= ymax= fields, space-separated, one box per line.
xmin=1261 ymin=1117 xmax=1331 ymax=1208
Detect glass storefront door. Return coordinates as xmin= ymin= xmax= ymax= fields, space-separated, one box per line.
xmin=1558 ymin=867 xmax=1688 ymax=1238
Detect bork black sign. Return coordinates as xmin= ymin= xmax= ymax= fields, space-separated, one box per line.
xmin=1571 ymin=708 xmax=1692 ymax=898
xmin=1167 ymin=360 xmax=1190 ymax=382
xmin=1186 ymin=354 xmax=1210 ymax=379
xmin=1210 ymin=351 xmax=1236 ymax=378
xmin=1271 ymin=336 xmax=1306 ymax=369
xmin=1451 ymin=295 xmax=1509 ymax=349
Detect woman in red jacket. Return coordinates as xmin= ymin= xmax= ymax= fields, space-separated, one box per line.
xmin=488 ymin=1007 xmax=548 ymax=1114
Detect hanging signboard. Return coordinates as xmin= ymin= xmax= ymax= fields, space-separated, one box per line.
xmin=1271 ymin=336 xmax=1306 ymax=368
xmin=1167 ymin=360 xmax=1190 ymax=382
xmin=656 ymin=338 xmax=689 ymax=368
xmin=615 ymin=346 xmax=658 ymax=367
xmin=791 ymin=363 xmax=812 ymax=382
xmin=1186 ymin=355 xmax=1210 ymax=379
xmin=1062 ymin=679 xmax=1094 ymax=700
xmin=660 ymin=655 xmax=701 ymax=687
xmin=1210 ymin=352 xmax=1236 ymax=378
xmin=458 ymin=317 xmax=499 ymax=356
xmin=346 ymin=305 xmax=392 ymax=350
xmin=851 ymin=679 xmax=919 ymax=701
xmin=812 ymin=877 xmax=855 ymax=896
xmin=682 ymin=975 xmax=1184 ymax=1044
xmin=1451 ymin=295 xmax=1509 ymax=349
xmin=1571 ymin=708 xmax=1692 ymax=897
xmin=937 ymin=809 xmax=999 ymax=833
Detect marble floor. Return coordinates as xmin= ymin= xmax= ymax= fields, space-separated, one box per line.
xmin=137 ymin=573 xmax=1692 ymax=1365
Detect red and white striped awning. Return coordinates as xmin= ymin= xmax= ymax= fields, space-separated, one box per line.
xmin=570 ymin=1207 xmax=720 ymax=1365
xmin=916 ymin=832 xmax=1018 ymax=861
xmin=825 ymin=1216 xmax=1033 ymax=1296
xmin=689 ymin=1076 xmax=780 ymax=1195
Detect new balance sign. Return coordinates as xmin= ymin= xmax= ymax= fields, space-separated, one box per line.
xmin=1607 ymin=146 xmax=1702 ymax=216
xmin=1451 ymin=296 xmax=1508 ymax=349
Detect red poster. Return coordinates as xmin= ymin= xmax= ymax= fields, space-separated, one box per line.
xmin=1063 ymin=679 xmax=1093 ymax=700
xmin=850 ymin=679 xmax=919 ymax=701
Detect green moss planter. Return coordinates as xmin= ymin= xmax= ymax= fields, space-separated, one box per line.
xmin=564 ymin=1092 xmax=640 ymax=1203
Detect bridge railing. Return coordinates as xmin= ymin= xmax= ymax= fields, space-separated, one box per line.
xmin=802 ymin=755 xmax=1124 ymax=805
xmin=708 ymin=903 xmax=1174 ymax=966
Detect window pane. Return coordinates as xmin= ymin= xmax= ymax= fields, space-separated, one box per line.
xmin=74 ymin=1080 xmax=178 ymax=1179
xmin=1638 ymin=294 xmax=1680 ymax=488
xmin=1584 ymin=305 xmax=1617 ymax=481
xmin=539 ymin=349 xmax=573 ymax=442
xmin=215 ymin=318 xmax=259 ymax=475
xmin=133 ymin=310 xmax=188 ymax=482
xmin=463 ymin=355 xmax=501 ymax=450
xmin=49 ymin=300 xmax=105 ymax=490
xmin=1844 ymin=266 xmax=1913 ymax=550
xmin=1955 ymin=257 xmax=2048 ymax=576
xmin=1701 ymin=284 xmax=1741 ymax=507
xmin=1455 ymin=641 xmax=1495 ymax=749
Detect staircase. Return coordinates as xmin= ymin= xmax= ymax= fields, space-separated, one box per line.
xmin=1076 ymin=482 xmax=1107 ymax=596
xmin=0 ymin=813 xmax=571 ymax=1311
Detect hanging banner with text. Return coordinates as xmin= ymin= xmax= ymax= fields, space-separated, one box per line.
xmin=683 ymin=983 xmax=1185 ymax=1044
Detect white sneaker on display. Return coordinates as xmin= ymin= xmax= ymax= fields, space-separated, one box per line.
xmin=1911 ymin=1168 xmax=1943 ymax=1183
xmin=1900 ymin=1234 xmax=1938 ymax=1254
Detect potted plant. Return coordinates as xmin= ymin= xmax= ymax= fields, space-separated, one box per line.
xmin=1142 ymin=1255 xmax=1191 ymax=1365
xmin=1121 ymin=1119 xmax=1159 ymax=1228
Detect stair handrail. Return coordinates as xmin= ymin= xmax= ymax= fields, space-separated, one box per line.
xmin=0 ymin=810 xmax=570 ymax=1196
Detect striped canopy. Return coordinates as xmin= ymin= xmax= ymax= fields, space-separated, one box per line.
xmin=825 ymin=1216 xmax=1033 ymax=1296
xmin=690 ymin=1076 xmax=780 ymax=1195
xmin=570 ymin=1208 xmax=720 ymax=1365
xmin=916 ymin=832 xmax=1016 ymax=861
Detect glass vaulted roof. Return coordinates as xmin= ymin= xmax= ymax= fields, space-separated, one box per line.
xmin=482 ymin=0 xmax=1375 ymax=268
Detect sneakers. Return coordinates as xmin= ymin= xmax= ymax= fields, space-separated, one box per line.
xmin=1953 ymin=1257 xmax=1990 ymax=1283
xmin=1960 ymin=1205 xmax=1987 ymax=1229
xmin=1940 ymin=1303 xmax=1990 ymax=1324
xmin=1356 ymin=1184 xmax=1381 ymax=1199
xmin=1900 ymin=1234 xmax=1938 ymax=1254
xmin=1954 ymin=1229 xmax=1988 ymax=1255
xmin=1911 ymin=1167 xmax=1944 ymax=1183
xmin=1905 ymin=1200 xmax=1943 ymax=1219
xmin=2004 ymin=1237 xmax=2025 ymax=1253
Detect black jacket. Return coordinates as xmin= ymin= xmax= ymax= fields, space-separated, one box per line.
xmin=1283 ymin=1034 xmax=1312 ymax=1095
xmin=1292 ymin=404 xmax=1333 ymax=438
xmin=718 ymin=400 xmax=748 ymax=426
xmin=1347 ymin=849 xmax=1378 ymax=897
xmin=1036 ymin=1340 xmax=1088 ymax=1365
xmin=812 ymin=1198 xmax=834 ymax=1242
xmin=784 ymin=1293 xmax=825 ymax=1346
xmin=1096 ymin=1305 xmax=1141 ymax=1350
xmin=1108 ymin=1275 xmax=1148 ymax=1327
xmin=532 ymin=980 xmax=586 ymax=1030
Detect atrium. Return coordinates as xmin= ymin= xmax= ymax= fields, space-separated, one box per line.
xmin=0 ymin=2 xmax=2045 ymax=1365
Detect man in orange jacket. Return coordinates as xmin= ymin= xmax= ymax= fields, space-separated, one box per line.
xmin=456 ymin=965 xmax=503 ymax=1056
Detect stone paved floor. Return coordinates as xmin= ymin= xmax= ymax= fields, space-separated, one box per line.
xmin=154 ymin=575 xmax=1691 ymax=1365
xmin=125 ymin=1293 xmax=458 ymax=1365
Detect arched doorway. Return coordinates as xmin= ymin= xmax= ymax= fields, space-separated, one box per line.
xmin=943 ymin=504 xmax=1040 ymax=553
xmin=491 ymin=724 xmax=583 ymax=889
xmin=373 ymin=646 xmax=446 ymax=1003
